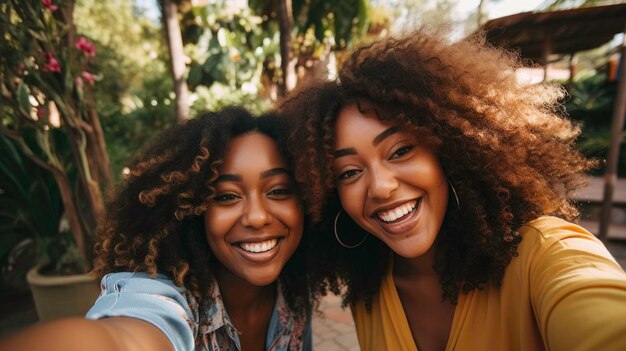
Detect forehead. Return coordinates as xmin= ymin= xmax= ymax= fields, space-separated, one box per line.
xmin=220 ymin=132 xmax=286 ymax=172
xmin=335 ymin=102 xmax=394 ymax=142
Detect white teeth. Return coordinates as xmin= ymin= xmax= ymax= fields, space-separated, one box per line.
xmin=238 ymin=238 xmax=278 ymax=253
xmin=376 ymin=200 xmax=417 ymax=223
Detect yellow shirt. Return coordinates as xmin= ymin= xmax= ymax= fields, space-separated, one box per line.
xmin=351 ymin=216 xmax=626 ymax=351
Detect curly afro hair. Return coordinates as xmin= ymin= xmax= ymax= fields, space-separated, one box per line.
xmin=279 ymin=28 xmax=596 ymax=307
xmin=92 ymin=106 xmax=310 ymax=321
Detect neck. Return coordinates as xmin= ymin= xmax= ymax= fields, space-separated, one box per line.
xmin=214 ymin=265 xmax=276 ymax=319
xmin=393 ymin=244 xmax=438 ymax=279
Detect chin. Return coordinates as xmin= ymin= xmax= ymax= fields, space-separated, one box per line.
xmin=247 ymin=276 xmax=280 ymax=287
xmin=242 ymin=269 xmax=282 ymax=287
xmin=394 ymin=249 xmax=429 ymax=259
xmin=388 ymin=237 xmax=434 ymax=259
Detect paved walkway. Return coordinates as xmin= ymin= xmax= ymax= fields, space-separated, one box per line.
xmin=313 ymin=294 xmax=359 ymax=351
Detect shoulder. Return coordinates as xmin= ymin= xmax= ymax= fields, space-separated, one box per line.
xmin=514 ymin=216 xmax=625 ymax=283
xmin=520 ymin=216 xmax=591 ymax=240
xmin=517 ymin=216 xmax=606 ymax=256
xmin=90 ymin=271 xmax=199 ymax=326
xmin=88 ymin=272 xmax=199 ymax=351
xmin=99 ymin=272 xmax=187 ymax=294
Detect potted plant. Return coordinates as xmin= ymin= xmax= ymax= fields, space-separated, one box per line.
xmin=0 ymin=0 xmax=112 ymax=321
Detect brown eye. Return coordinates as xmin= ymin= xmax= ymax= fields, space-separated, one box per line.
xmin=390 ymin=145 xmax=413 ymax=159
xmin=268 ymin=186 xmax=293 ymax=197
xmin=213 ymin=193 xmax=239 ymax=202
xmin=338 ymin=169 xmax=360 ymax=180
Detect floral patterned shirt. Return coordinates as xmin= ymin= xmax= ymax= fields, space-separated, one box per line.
xmin=86 ymin=272 xmax=312 ymax=351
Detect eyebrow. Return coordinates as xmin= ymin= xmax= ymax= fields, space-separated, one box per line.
xmin=373 ymin=126 xmax=399 ymax=146
xmin=261 ymin=167 xmax=289 ymax=178
xmin=333 ymin=126 xmax=399 ymax=158
xmin=334 ymin=148 xmax=357 ymax=158
xmin=215 ymin=167 xmax=289 ymax=183
xmin=215 ymin=174 xmax=242 ymax=183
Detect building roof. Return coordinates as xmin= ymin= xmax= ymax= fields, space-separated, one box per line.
xmin=481 ymin=3 xmax=626 ymax=64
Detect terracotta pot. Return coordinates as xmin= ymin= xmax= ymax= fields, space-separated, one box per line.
xmin=26 ymin=264 xmax=101 ymax=321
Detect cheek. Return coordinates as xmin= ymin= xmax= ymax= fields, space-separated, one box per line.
xmin=401 ymin=157 xmax=447 ymax=190
xmin=406 ymin=162 xmax=449 ymax=215
xmin=203 ymin=207 xmax=236 ymax=243
xmin=278 ymin=200 xmax=304 ymax=236
xmin=338 ymin=186 xmax=367 ymax=225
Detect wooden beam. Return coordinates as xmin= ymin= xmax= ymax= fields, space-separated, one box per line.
xmin=599 ymin=25 xmax=626 ymax=241
xmin=542 ymin=32 xmax=552 ymax=81
xmin=568 ymin=53 xmax=577 ymax=83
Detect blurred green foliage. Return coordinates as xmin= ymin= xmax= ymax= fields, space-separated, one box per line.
xmin=285 ymin=0 xmax=370 ymax=49
xmin=0 ymin=131 xmax=83 ymax=287
xmin=183 ymin=2 xmax=276 ymax=114
xmin=182 ymin=0 xmax=371 ymax=115
xmin=563 ymin=72 xmax=625 ymax=176
xmin=74 ymin=0 xmax=175 ymax=180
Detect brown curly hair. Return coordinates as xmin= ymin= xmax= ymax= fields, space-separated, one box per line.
xmin=279 ymin=28 xmax=596 ymax=307
xmin=92 ymin=107 xmax=310 ymax=319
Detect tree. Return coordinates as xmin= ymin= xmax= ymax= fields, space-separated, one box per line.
xmin=278 ymin=0 xmax=296 ymax=94
xmin=0 ymin=0 xmax=111 ymax=270
xmin=250 ymin=0 xmax=370 ymax=94
xmin=161 ymin=0 xmax=190 ymax=123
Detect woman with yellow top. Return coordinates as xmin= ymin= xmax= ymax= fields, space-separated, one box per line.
xmin=280 ymin=28 xmax=626 ymax=351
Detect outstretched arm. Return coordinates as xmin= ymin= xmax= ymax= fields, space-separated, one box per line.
xmin=0 ymin=317 xmax=173 ymax=351
xmin=529 ymin=221 xmax=626 ymax=351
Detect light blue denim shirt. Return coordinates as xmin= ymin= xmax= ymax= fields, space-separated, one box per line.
xmin=86 ymin=272 xmax=312 ymax=351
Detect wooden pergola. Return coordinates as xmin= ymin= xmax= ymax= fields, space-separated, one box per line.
xmin=480 ymin=4 xmax=626 ymax=241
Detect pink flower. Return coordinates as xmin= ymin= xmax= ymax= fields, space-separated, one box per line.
xmin=43 ymin=52 xmax=61 ymax=72
xmin=81 ymin=71 xmax=95 ymax=85
xmin=42 ymin=0 xmax=58 ymax=11
xmin=75 ymin=37 xmax=96 ymax=58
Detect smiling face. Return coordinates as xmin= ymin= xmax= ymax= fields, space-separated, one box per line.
xmin=333 ymin=101 xmax=449 ymax=259
xmin=204 ymin=131 xmax=303 ymax=286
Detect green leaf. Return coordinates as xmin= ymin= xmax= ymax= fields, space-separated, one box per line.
xmin=188 ymin=64 xmax=204 ymax=86
xmin=26 ymin=29 xmax=47 ymax=42
xmin=0 ymin=134 xmax=26 ymax=174
xmin=202 ymin=52 xmax=223 ymax=73
xmin=17 ymin=81 xmax=31 ymax=114
xmin=76 ymin=82 xmax=84 ymax=102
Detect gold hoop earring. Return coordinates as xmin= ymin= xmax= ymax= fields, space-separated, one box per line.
xmin=448 ymin=180 xmax=460 ymax=209
xmin=334 ymin=209 xmax=368 ymax=249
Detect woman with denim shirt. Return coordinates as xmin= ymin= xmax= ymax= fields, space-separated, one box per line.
xmin=1 ymin=107 xmax=311 ymax=351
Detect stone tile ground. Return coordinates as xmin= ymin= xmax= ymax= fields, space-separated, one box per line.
xmin=313 ymin=294 xmax=360 ymax=351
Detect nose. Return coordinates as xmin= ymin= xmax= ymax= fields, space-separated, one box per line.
xmin=367 ymin=163 xmax=399 ymax=200
xmin=241 ymin=194 xmax=272 ymax=228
